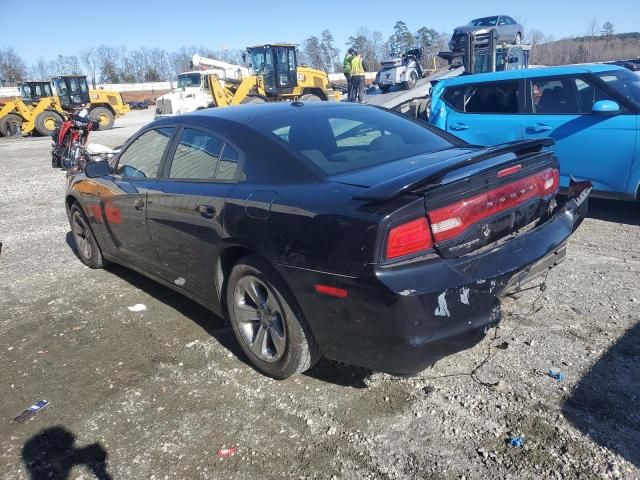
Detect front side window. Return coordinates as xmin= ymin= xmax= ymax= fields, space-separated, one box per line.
xmin=459 ymin=81 xmax=521 ymax=114
xmin=117 ymin=127 xmax=175 ymax=178
xmin=168 ymin=128 xmax=224 ymax=180
xmin=250 ymin=106 xmax=457 ymax=176
xmin=593 ymin=69 xmax=640 ymax=110
xmin=251 ymin=49 xmax=274 ymax=75
xmin=529 ymin=76 xmax=613 ymax=114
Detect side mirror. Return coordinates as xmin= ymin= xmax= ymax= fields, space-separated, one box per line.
xmin=592 ymin=100 xmax=620 ymax=114
xmin=85 ymin=160 xmax=110 ymax=178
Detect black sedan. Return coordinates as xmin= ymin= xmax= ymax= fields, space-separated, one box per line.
xmin=66 ymin=102 xmax=590 ymax=378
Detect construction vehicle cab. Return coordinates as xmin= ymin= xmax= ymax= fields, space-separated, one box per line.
xmin=51 ymin=76 xmax=91 ymax=109
xmin=438 ymin=30 xmax=530 ymax=75
xmin=19 ymin=82 xmax=53 ymax=102
xmin=207 ymin=43 xmax=340 ymax=108
xmin=247 ymin=44 xmax=298 ymax=95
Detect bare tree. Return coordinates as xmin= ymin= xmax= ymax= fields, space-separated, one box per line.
xmin=586 ymin=18 xmax=599 ymax=38
xmin=80 ymin=48 xmax=99 ymax=88
xmin=0 ymin=47 xmax=28 ymax=86
xmin=31 ymin=57 xmax=55 ymax=81
xmin=97 ymin=45 xmax=120 ymax=83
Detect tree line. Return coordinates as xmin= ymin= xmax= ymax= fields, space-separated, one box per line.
xmin=1 ymin=19 xmax=638 ymax=88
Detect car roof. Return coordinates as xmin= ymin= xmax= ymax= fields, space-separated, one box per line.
xmin=152 ymin=101 xmax=370 ymax=127
xmin=442 ymin=64 xmax=626 ymax=86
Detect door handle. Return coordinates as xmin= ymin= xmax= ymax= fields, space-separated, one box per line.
xmin=526 ymin=124 xmax=552 ymax=133
xmin=197 ymin=205 xmax=216 ymax=219
xmin=450 ymin=123 xmax=469 ymax=131
xmin=133 ymin=199 xmax=145 ymax=211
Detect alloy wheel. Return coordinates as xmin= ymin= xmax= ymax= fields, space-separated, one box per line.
xmin=232 ymin=275 xmax=287 ymax=363
xmin=72 ymin=211 xmax=92 ymax=260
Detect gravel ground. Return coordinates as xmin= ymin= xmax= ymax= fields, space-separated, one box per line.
xmin=1 ymin=109 xmax=639 ymax=480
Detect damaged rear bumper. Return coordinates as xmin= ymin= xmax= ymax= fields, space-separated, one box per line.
xmin=277 ymin=187 xmax=590 ymax=375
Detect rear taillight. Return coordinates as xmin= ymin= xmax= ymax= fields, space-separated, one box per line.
xmin=428 ymin=167 xmax=559 ymax=243
xmin=386 ymin=218 xmax=433 ymax=260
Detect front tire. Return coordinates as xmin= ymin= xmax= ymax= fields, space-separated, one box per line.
xmin=226 ymin=255 xmax=320 ymax=379
xmin=69 ymin=203 xmax=105 ymax=268
xmin=35 ymin=110 xmax=63 ymax=136
xmin=89 ymin=107 xmax=115 ymax=130
xmin=378 ymin=84 xmax=391 ymax=93
xmin=0 ymin=113 xmax=22 ymax=137
xmin=299 ymin=93 xmax=323 ymax=102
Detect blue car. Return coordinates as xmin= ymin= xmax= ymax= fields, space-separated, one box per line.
xmin=430 ymin=64 xmax=640 ymax=200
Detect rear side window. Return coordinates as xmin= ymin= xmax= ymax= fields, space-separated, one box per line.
xmin=465 ymin=81 xmax=520 ymax=114
xmin=215 ymin=145 xmax=241 ymax=180
xmin=117 ymin=127 xmax=175 ymax=178
xmin=444 ymin=81 xmax=521 ymax=114
xmin=249 ymin=106 xmax=456 ymax=176
xmin=168 ymin=128 xmax=224 ymax=179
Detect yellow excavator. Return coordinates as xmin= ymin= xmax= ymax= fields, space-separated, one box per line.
xmin=0 ymin=75 xmax=130 ymax=137
xmin=207 ymin=43 xmax=341 ymax=107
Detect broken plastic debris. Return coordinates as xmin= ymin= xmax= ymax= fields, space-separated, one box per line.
xmin=14 ymin=400 xmax=49 ymax=423
xmin=216 ymin=447 xmax=237 ymax=457
xmin=547 ymin=369 xmax=565 ymax=381
xmin=127 ymin=304 xmax=147 ymax=312
xmin=508 ymin=436 xmax=524 ymax=448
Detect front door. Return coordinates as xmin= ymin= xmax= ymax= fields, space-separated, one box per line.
xmin=147 ymin=126 xmax=242 ymax=305
xmin=444 ymin=78 xmax=526 ymax=145
xmin=101 ymin=126 xmax=176 ymax=276
xmin=523 ymin=74 xmax=637 ymax=193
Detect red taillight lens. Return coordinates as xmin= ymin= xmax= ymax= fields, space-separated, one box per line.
xmin=386 ymin=218 xmax=433 ymax=260
xmin=314 ymin=284 xmax=348 ymax=298
xmin=428 ymin=167 xmax=559 ymax=243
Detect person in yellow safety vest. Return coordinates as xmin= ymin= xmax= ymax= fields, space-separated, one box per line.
xmin=343 ymin=47 xmax=355 ymax=102
xmin=350 ymin=51 xmax=365 ymax=103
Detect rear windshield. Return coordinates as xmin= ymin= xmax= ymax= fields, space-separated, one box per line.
xmin=248 ymin=106 xmax=457 ymax=176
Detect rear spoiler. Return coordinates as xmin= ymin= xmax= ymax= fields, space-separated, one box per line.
xmin=352 ymin=138 xmax=555 ymax=202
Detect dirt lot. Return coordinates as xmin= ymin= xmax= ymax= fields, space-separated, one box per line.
xmin=1 ymin=109 xmax=639 ymax=480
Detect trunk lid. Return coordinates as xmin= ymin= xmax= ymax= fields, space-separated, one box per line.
xmin=335 ymin=139 xmax=560 ymax=260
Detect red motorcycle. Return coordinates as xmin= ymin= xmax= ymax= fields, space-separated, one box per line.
xmin=51 ymin=111 xmax=100 ymax=170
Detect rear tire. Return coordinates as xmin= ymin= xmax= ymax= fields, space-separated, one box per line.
xmin=402 ymin=71 xmax=418 ymax=90
xmin=299 ymin=93 xmax=322 ymax=102
xmin=69 ymin=203 xmax=105 ymax=269
xmin=89 ymin=107 xmax=115 ymax=130
xmin=0 ymin=113 xmax=22 ymax=137
xmin=35 ymin=111 xmax=63 ymax=136
xmin=226 ymin=254 xmax=320 ymax=379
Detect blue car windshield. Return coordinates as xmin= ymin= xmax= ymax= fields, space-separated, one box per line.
xmin=468 ymin=16 xmax=498 ymax=27
xmin=594 ymin=69 xmax=640 ymax=109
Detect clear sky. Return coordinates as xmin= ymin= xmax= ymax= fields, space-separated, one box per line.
xmin=3 ymin=0 xmax=639 ymax=64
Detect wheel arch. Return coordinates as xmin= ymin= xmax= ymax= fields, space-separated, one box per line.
xmin=89 ymin=103 xmax=116 ymax=116
xmin=301 ymin=88 xmax=328 ymax=101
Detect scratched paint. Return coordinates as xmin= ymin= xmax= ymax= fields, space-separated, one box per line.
xmin=399 ymin=289 xmax=417 ymax=296
xmin=174 ymin=277 xmax=186 ymax=286
xmin=460 ymin=287 xmax=470 ymax=305
xmin=435 ymin=291 xmax=450 ymax=317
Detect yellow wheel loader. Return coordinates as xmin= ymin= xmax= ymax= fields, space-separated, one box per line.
xmin=0 ymin=75 xmax=130 ymax=137
xmin=207 ymin=44 xmax=341 ymax=107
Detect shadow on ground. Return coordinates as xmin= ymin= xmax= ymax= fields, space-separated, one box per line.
xmin=563 ymin=322 xmax=640 ymax=467
xmin=22 ymin=426 xmax=112 ymax=480
xmin=586 ymin=198 xmax=640 ymax=227
xmin=101 ymin=263 xmax=370 ymax=387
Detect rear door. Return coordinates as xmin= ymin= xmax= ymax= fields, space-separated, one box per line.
xmin=523 ymin=73 xmax=636 ymax=193
xmin=146 ymin=125 xmax=243 ymax=305
xmin=443 ymin=78 xmax=526 ymax=145
xmin=101 ymin=126 xmax=176 ymax=276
